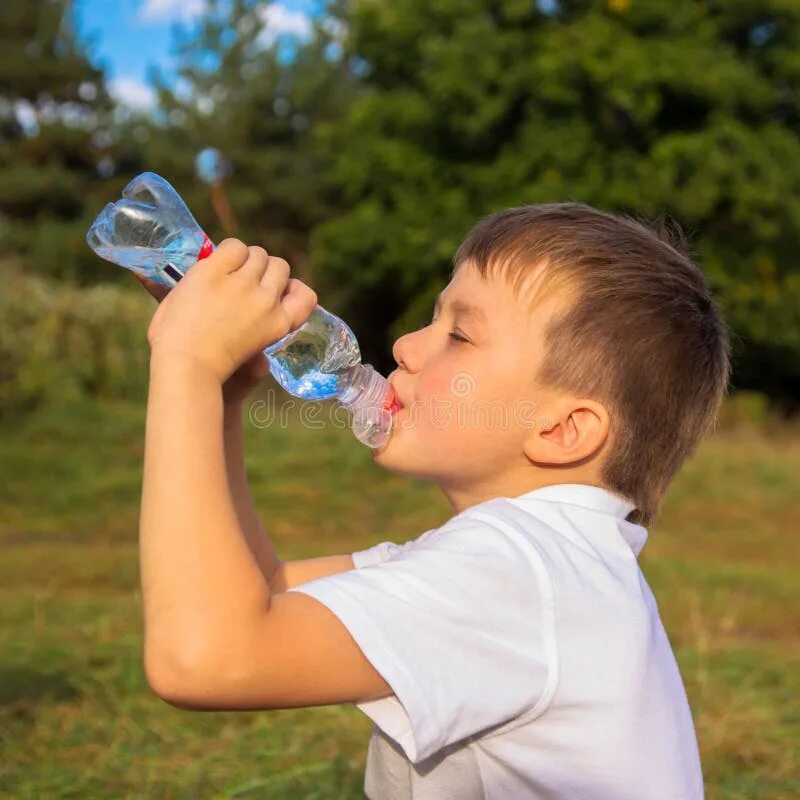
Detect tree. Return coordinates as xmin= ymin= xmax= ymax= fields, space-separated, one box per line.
xmin=0 ymin=0 xmax=120 ymax=282
xmin=311 ymin=0 xmax=800 ymax=405
xmin=136 ymin=0 xmax=359 ymax=284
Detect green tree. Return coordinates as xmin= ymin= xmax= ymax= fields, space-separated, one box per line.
xmin=0 ymin=0 xmax=119 ymax=281
xmin=312 ymin=0 xmax=800 ymax=404
xmin=136 ymin=0 xmax=358 ymax=284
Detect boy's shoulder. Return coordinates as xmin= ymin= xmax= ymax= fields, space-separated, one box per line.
xmin=353 ymin=483 xmax=649 ymax=633
xmin=361 ymin=483 xmax=645 ymax=570
xmin=428 ymin=485 xmax=653 ymax=622
xmin=458 ymin=483 xmax=648 ymax=559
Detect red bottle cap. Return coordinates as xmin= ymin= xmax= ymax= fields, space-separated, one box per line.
xmin=197 ymin=234 xmax=214 ymax=260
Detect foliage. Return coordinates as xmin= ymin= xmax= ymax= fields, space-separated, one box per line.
xmin=2 ymin=0 xmax=800 ymax=410
xmin=310 ymin=0 xmax=800 ymax=402
xmin=135 ymin=0 xmax=359 ymax=284
xmin=0 ymin=0 xmax=125 ymax=282
xmin=0 ymin=261 xmax=152 ymax=418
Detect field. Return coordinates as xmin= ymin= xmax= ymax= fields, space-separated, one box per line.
xmin=1 ymin=392 xmax=798 ymax=799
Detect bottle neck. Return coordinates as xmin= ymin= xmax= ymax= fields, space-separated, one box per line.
xmin=338 ymin=363 xmax=388 ymax=408
xmin=338 ymin=363 xmax=394 ymax=449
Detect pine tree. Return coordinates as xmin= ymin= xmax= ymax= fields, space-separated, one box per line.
xmin=0 ymin=0 xmax=119 ymax=281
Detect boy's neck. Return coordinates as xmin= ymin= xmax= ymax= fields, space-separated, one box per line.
xmin=439 ymin=465 xmax=605 ymax=515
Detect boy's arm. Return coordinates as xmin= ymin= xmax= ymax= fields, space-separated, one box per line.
xmin=222 ymin=399 xmax=283 ymax=583
xmin=222 ymin=394 xmax=355 ymax=592
xmin=140 ymin=241 xmax=391 ymax=709
xmin=140 ymin=354 xmax=272 ymax=680
xmin=225 ymin=378 xmax=355 ymax=592
xmin=269 ymin=553 xmax=355 ymax=593
xmin=142 ymin=353 xmax=390 ymax=709
xmin=134 ymin=272 xmax=284 ymax=586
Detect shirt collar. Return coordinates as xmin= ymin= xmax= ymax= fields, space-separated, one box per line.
xmin=512 ymin=483 xmax=635 ymax=518
xmin=509 ymin=483 xmax=647 ymax=556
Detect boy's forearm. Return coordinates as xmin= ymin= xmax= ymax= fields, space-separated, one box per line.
xmin=140 ymin=352 xmax=272 ymax=674
xmin=222 ymin=402 xmax=283 ymax=582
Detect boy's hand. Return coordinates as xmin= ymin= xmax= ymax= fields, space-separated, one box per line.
xmin=136 ymin=238 xmax=317 ymax=387
xmin=135 ymin=273 xmax=269 ymax=405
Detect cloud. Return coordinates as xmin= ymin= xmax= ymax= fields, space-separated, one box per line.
xmin=110 ymin=77 xmax=156 ymax=110
xmin=138 ymin=0 xmax=205 ymax=23
xmin=137 ymin=1 xmax=315 ymax=46
xmin=258 ymin=4 xmax=313 ymax=46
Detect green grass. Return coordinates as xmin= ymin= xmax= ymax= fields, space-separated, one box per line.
xmin=1 ymin=393 xmax=798 ymax=799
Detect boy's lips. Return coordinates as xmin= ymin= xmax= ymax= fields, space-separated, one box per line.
xmin=384 ymin=381 xmax=405 ymax=415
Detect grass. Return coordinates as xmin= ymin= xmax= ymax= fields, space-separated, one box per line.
xmin=1 ymin=390 xmax=798 ymax=799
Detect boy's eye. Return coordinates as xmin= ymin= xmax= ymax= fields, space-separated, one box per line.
xmin=448 ymin=331 xmax=469 ymax=344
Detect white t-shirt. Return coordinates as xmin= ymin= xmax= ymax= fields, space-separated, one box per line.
xmin=287 ymin=483 xmax=704 ymax=799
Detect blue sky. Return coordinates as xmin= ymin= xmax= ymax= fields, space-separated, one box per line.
xmin=75 ymin=0 xmax=323 ymax=108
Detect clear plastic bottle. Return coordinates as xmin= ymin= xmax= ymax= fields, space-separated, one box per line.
xmin=86 ymin=172 xmax=399 ymax=448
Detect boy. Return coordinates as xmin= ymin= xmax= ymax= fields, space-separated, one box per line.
xmin=138 ymin=202 xmax=729 ymax=799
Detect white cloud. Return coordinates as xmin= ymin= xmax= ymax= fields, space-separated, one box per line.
xmin=110 ymin=77 xmax=156 ymax=110
xmin=258 ymin=4 xmax=313 ymax=46
xmin=137 ymin=1 xmax=315 ymax=46
xmin=138 ymin=0 xmax=205 ymax=23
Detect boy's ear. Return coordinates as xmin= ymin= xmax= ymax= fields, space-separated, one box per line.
xmin=523 ymin=397 xmax=611 ymax=466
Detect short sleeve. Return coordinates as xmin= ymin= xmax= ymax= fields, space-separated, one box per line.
xmin=350 ymin=527 xmax=438 ymax=568
xmin=351 ymin=541 xmax=404 ymax=568
xmin=287 ymin=513 xmax=555 ymax=763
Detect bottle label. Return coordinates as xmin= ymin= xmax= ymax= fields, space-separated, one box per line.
xmin=197 ymin=234 xmax=214 ymax=260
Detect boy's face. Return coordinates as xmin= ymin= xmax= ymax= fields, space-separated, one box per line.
xmin=374 ymin=261 xmax=565 ymax=500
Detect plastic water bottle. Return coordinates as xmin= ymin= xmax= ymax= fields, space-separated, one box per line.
xmin=86 ymin=172 xmax=400 ymax=448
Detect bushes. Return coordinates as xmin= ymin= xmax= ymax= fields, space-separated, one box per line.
xmin=0 ymin=261 xmax=153 ymax=418
xmin=0 ymin=257 xmax=792 ymax=429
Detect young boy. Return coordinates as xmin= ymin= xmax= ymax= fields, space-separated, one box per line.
xmin=138 ymin=202 xmax=729 ymax=799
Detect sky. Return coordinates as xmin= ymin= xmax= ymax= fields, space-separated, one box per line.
xmin=74 ymin=0 xmax=322 ymax=109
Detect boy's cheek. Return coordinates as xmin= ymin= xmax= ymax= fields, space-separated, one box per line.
xmin=418 ymin=369 xmax=478 ymax=407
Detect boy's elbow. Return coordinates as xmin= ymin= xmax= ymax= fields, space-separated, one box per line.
xmin=143 ymin=640 xmax=219 ymax=709
xmin=144 ymin=647 xmax=191 ymax=706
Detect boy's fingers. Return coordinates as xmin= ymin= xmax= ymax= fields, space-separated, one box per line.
xmin=260 ymin=256 xmax=291 ymax=298
xmin=280 ymin=278 xmax=318 ymax=331
xmin=206 ymin=238 xmax=250 ymax=274
xmin=133 ymin=272 xmax=169 ymax=302
xmin=238 ymin=246 xmax=270 ymax=283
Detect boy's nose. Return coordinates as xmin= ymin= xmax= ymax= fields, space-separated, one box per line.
xmin=392 ymin=330 xmax=420 ymax=373
xmin=391 ymin=334 xmax=405 ymax=368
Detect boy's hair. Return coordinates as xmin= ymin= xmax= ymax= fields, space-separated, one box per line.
xmin=452 ymin=202 xmax=731 ymax=526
